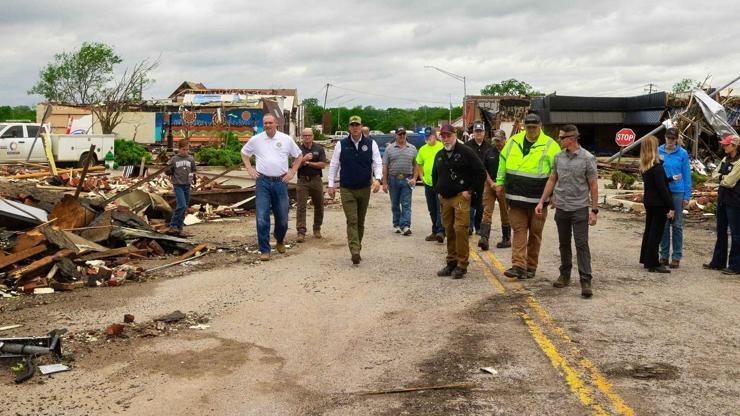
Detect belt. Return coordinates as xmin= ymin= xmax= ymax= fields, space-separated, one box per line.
xmin=299 ymin=175 xmax=319 ymax=180
xmin=393 ymin=174 xmax=413 ymax=179
xmin=258 ymin=174 xmax=284 ymax=181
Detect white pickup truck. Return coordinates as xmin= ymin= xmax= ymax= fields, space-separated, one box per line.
xmin=0 ymin=122 xmax=115 ymax=167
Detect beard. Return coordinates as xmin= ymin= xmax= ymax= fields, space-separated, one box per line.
xmin=443 ymin=143 xmax=454 ymax=151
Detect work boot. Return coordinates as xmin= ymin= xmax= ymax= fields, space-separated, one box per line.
xmin=259 ymin=252 xmax=270 ymax=262
xmin=504 ymin=266 xmax=525 ymax=279
xmin=437 ymin=262 xmax=457 ymax=277
xmin=669 ymin=259 xmax=680 ymax=269
xmin=648 ymin=265 xmax=670 ymax=273
xmin=659 ymin=258 xmax=668 ymax=266
xmin=702 ymin=263 xmax=722 ymax=270
xmin=351 ymin=253 xmax=361 ymax=265
xmin=451 ymin=267 xmax=467 ymax=279
xmin=468 ymin=227 xmax=473 ymax=236
xmin=478 ymin=224 xmax=491 ymax=251
xmin=553 ymin=276 xmax=570 ymax=288
xmin=425 ymin=233 xmax=437 ymax=241
xmin=276 ymin=242 xmax=286 ymax=254
xmin=496 ymin=225 xmax=512 ymax=248
xmin=435 ymin=233 xmax=445 ymax=243
xmin=313 ymin=230 xmax=322 ymax=239
xmin=177 ymin=228 xmax=193 ymax=238
xmin=721 ymin=268 xmax=740 ymax=275
xmin=164 ymin=227 xmax=179 ymax=236
xmin=581 ymin=280 xmax=593 ymax=298
xmin=522 ymin=269 xmax=536 ymax=280
xmin=296 ymin=234 xmax=305 ymax=243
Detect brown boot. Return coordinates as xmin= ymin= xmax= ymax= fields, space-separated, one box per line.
xmin=669 ymin=259 xmax=680 ymax=269
xmin=553 ymin=276 xmax=570 ymax=288
xmin=296 ymin=234 xmax=305 ymax=243
xmin=259 ymin=252 xmax=270 ymax=262
xmin=276 ymin=242 xmax=286 ymax=254
xmin=313 ymin=230 xmax=322 ymax=239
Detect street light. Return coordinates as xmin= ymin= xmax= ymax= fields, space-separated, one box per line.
xmin=425 ymin=65 xmax=467 ymax=129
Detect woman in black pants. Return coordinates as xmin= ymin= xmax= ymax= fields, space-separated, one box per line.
xmin=639 ymin=136 xmax=676 ymax=273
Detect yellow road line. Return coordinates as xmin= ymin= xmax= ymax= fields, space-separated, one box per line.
xmin=470 ymin=244 xmax=635 ymax=416
xmin=519 ymin=310 xmax=610 ymax=416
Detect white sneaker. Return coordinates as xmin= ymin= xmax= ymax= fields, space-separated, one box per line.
xmin=402 ymin=227 xmax=412 ymax=236
xmin=394 ymin=226 xmax=402 ymax=233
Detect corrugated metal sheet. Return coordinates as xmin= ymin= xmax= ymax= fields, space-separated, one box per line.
xmin=624 ymin=110 xmax=664 ymax=125
xmin=550 ymin=111 xmax=623 ymax=124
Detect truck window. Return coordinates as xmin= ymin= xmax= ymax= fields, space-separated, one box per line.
xmin=26 ymin=126 xmax=40 ymax=137
xmin=0 ymin=126 xmax=24 ymax=138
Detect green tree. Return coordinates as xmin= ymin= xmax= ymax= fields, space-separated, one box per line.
xmin=0 ymin=106 xmax=35 ymax=122
xmin=480 ymin=79 xmax=543 ymax=96
xmin=672 ymin=78 xmax=700 ymax=93
xmin=28 ymin=42 xmax=158 ymax=134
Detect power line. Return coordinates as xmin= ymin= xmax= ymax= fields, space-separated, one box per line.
xmin=328 ymin=83 xmax=450 ymax=106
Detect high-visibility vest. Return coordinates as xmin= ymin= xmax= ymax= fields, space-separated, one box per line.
xmin=496 ymin=131 xmax=560 ymax=207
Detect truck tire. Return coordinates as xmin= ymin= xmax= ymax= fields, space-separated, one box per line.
xmin=78 ymin=152 xmax=98 ymax=168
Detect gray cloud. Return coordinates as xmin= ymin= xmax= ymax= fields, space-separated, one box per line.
xmin=1 ymin=0 xmax=738 ymax=108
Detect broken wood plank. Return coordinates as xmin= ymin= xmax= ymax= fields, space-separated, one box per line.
xmin=10 ymin=249 xmax=74 ymax=282
xmin=12 ymin=165 xmax=105 ymax=179
xmin=40 ymin=225 xmax=108 ymax=254
xmin=77 ymin=247 xmax=148 ymax=262
xmin=229 ymin=196 xmax=256 ymax=209
xmin=0 ymin=244 xmax=48 ymax=270
xmin=176 ymin=243 xmax=208 ymax=262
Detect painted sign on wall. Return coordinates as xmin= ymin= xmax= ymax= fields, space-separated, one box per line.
xmin=155 ymin=108 xmax=263 ymax=142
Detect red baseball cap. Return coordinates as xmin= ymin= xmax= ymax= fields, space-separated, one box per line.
xmin=720 ymin=134 xmax=740 ymax=145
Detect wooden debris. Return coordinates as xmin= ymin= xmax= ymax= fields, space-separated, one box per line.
xmin=176 ymin=243 xmax=208 ymax=262
xmin=40 ymin=225 xmax=107 ymax=254
xmin=77 ymin=246 xmax=148 ymax=262
xmin=359 ymin=382 xmax=479 ymax=396
xmin=0 ymin=244 xmax=47 ymax=270
xmin=9 ymin=249 xmax=74 ymax=282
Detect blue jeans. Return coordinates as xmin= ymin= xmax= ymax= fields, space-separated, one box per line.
xmin=255 ymin=176 xmax=289 ymax=253
xmin=660 ymin=192 xmax=685 ymax=260
xmin=170 ymin=184 xmax=191 ymax=229
xmin=424 ymin=184 xmax=444 ymax=234
xmin=710 ymin=204 xmax=740 ymax=271
xmin=389 ymin=176 xmax=412 ymax=228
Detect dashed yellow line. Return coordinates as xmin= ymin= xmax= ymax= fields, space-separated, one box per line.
xmin=469 ymin=243 xmax=635 ymax=416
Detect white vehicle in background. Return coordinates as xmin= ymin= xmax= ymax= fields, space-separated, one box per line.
xmin=0 ymin=122 xmax=115 ymax=167
xmin=369 ymin=130 xmax=384 ymax=136
xmin=329 ymin=130 xmax=349 ymax=142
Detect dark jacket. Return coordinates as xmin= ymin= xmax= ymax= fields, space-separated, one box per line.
xmin=641 ymin=162 xmax=673 ymax=207
xmin=465 ymin=139 xmax=491 ymax=163
xmin=483 ymin=146 xmax=501 ymax=180
xmin=718 ymin=153 xmax=740 ymax=208
xmin=432 ymin=142 xmax=486 ymax=199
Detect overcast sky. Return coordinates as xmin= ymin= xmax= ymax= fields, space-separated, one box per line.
xmin=2 ymin=0 xmax=738 ymax=108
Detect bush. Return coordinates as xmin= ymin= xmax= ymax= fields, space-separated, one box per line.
xmin=611 ymin=171 xmax=636 ymax=190
xmin=194 ymin=132 xmax=244 ymax=166
xmin=114 ymin=139 xmax=152 ymax=166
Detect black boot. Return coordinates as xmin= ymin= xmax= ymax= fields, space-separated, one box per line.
xmin=496 ymin=225 xmax=512 ymax=248
xmin=437 ymin=262 xmax=457 ymax=277
xmin=478 ymin=223 xmax=491 ymax=251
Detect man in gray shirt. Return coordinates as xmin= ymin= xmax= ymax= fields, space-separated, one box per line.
xmin=382 ymin=127 xmax=417 ymax=235
xmin=535 ymin=125 xmax=599 ymax=298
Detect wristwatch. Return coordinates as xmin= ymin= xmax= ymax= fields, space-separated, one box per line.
xmin=591 ymin=208 xmax=599 ymax=214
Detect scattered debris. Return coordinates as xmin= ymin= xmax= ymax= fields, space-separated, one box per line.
xmin=359 ymin=382 xmax=480 ymax=395
xmin=124 ymin=314 xmax=135 ymax=323
xmin=480 ymin=367 xmax=498 ymax=375
xmin=0 ymin=325 xmax=22 ymax=332
xmin=38 ymin=363 xmax=71 ymax=375
xmin=154 ymin=310 xmax=187 ymax=323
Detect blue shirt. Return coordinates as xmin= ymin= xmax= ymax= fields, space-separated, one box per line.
xmin=658 ymin=144 xmax=692 ymax=200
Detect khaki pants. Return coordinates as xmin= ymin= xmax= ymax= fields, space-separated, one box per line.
xmin=509 ymin=205 xmax=547 ymax=270
xmin=340 ymin=187 xmax=371 ymax=255
xmin=481 ymin=182 xmax=510 ymax=226
xmin=441 ymin=194 xmax=471 ymax=269
xmin=296 ymin=175 xmax=324 ymax=234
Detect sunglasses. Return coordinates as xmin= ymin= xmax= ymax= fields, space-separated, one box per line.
xmin=558 ymin=135 xmax=577 ymax=140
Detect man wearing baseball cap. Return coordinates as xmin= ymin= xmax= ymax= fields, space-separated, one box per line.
xmin=496 ymin=113 xmax=560 ymax=279
xmin=413 ymin=127 xmax=445 ymax=242
xmin=432 ymin=124 xmax=486 ymax=278
xmin=478 ymin=129 xmax=511 ymax=250
xmin=327 ymin=115 xmax=383 ymax=265
xmin=382 ymin=127 xmax=417 ymax=236
xmin=465 ymin=121 xmax=491 ymax=236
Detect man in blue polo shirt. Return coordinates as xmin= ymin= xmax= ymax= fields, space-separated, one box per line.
xmin=327 ymin=115 xmax=383 ymax=265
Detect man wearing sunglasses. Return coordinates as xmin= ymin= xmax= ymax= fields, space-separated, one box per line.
xmin=382 ymin=127 xmax=418 ymax=236
xmin=535 ymin=124 xmax=598 ymax=298
xmin=496 ymin=113 xmax=560 ymax=280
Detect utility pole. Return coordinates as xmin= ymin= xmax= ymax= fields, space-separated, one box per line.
xmin=425 ymin=66 xmax=467 ymax=129
xmin=323 ymin=83 xmax=330 ymax=108
xmin=644 ymin=83 xmax=657 ymax=94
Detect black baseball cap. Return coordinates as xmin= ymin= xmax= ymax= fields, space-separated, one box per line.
xmin=524 ymin=113 xmax=542 ymax=126
xmin=473 ymin=121 xmax=485 ymax=131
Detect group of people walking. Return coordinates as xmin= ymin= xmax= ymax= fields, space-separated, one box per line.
xmin=211 ymin=112 xmax=738 ymax=302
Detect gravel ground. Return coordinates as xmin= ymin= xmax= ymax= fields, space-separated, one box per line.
xmin=0 ymin=187 xmax=738 ymax=415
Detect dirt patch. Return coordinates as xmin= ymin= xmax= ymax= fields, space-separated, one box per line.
xmin=606 ymin=363 xmax=681 ymax=380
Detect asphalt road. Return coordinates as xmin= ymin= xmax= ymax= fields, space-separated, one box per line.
xmin=1 ymin=187 xmax=738 ymax=415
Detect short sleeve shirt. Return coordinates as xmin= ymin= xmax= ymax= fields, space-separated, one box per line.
xmin=241 ymin=131 xmax=301 ymax=177
xmin=553 ymin=147 xmax=598 ymax=211
xmin=416 ymin=141 xmax=443 ymax=186
xmin=383 ymin=142 xmax=417 ymax=176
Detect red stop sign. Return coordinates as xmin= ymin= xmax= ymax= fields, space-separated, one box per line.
xmin=615 ymin=128 xmax=636 ymax=147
